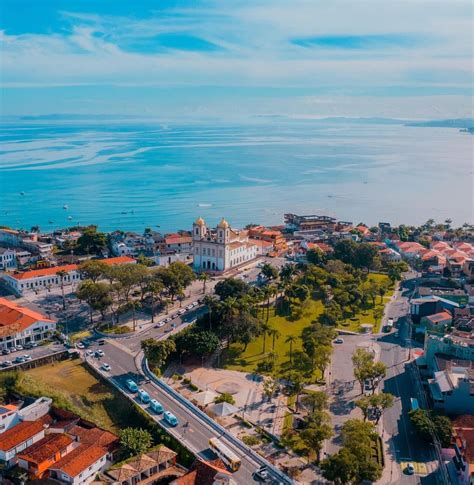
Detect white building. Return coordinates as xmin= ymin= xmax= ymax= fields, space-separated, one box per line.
xmin=0 ymin=298 xmax=56 ymax=350
xmin=0 ymin=248 xmax=16 ymax=270
xmin=192 ymin=217 xmax=257 ymax=272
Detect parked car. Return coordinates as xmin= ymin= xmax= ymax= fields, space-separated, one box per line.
xmin=95 ymin=350 xmax=104 ymax=357
xmin=15 ymin=345 xmax=23 ymax=351
xmin=186 ymin=304 xmax=193 ymax=310
xmin=23 ymin=354 xmax=32 ymax=361
xmin=2 ymin=361 xmax=12 ymax=367
xmin=101 ymin=363 xmax=111 ymax=371
xmin=254 ymin=466 xmax=269 ymax=481
xmin=76 ymin=342 xmax=85 ymax=349
xmin=178 ymin=309 xmax=186 ymax=315
xmin=334 ymin=338 xmax=344 ymax=344
xmin=98 ymin=339 xmax=106 ymax=346
xmin=13 ymin=356 xmax=25 ymax=364
xmin=2 ymin=349 xmax=10 ymax=355
xmin=405 ymin=463 xmax=415 ymax=475
xmin=86 ymin=349 xmax=94 ymax=357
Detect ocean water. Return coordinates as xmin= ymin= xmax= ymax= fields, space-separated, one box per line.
xmin=0 ymin=119 xmax=472 ymax=233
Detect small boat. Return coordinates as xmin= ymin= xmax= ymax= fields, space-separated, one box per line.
xmin=67 ymin=216 xmax=73 ymax=220
xmin=198 ymin=203 xmax=212 ymax=208
xmin=20 ymin=191 xmax=25 ymax=196
xmin=63 ymin=205 xmax=69 ymax=209
xmin=121 ymin=211 xmax=128 ymax=215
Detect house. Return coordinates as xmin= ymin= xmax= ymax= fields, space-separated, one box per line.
xmin=0 ymin=298 xmax=56 ymax=350
xmin=67 ymin=423 xmax=119 ymax=457
xmin=421 ymin=311 xmax=453 ymax=334
xmin=103 ymin=445 xmax=181 ymax=484
xmin=249 ymin=238 xmax=274 ymax=256
xmin=1 ymin=256 xmax=135 ymax=296
xmin=48 ymin=443 xmax=109 ymax=485
xmin=170 ymin=458 xmax=234 ymax=485
xmin=165 ymin=234 xmax=193 ymax=255
xmin=247 ymin=226 xmax=288 ymax=255
xmin=427 ymin=356 xmax=474 ymax=415
xmin=284 ymin=214 xmax=337 ymax=232
xmin=0 ymin=248 xmax=16 ymax=270
xmin=379 ymin=248 xmax=401 ymax=262
xmin=192 ymin=218 xmax=258 ymax=272
xmin=17 ymin=433 xmax=74 ymax=479
xmin=0 ymin=420 xmax=46 ymax=469
xmin=451 ymin=415 xmax=474 ymax=485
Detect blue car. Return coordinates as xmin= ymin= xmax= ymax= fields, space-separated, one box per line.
xmin=150 ymin=399 xmax=164 ymax=414
xmin=163 ymin=411 xmax=178 ymax=427
xmin=138 ymin=388 xmax=150 ymax=404
xmin=125 ymin=379 xmax=138 ymax=393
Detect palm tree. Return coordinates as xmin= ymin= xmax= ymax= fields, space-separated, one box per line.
xmin=261 ymin=322 xmax=271 ymax=354
xmin=56 ymin=270 xmax=68 ymax=310
xmin=269 ymin=328 xmax=281 ymax=351
xmin=285 ymin=335 xmax=297 ymax=363
xmin=198 ymin=272 xmax=210 ymax=294
xmin=203 ymin=295 xmax=216 ymax=331
xmin=147 ymin=280 xmax=163 ymax=324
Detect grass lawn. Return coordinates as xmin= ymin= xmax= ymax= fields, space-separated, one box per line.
xmin=25 ymin=360 xmax=134 ymax=432
xmin=337 ymin=274 xmax=395 ymax=333
xmin=221 ymin=299 xmax=324 ymax=373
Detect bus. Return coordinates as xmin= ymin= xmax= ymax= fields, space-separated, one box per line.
xmin=163 ymin=411 xmax=179 ymax=427
xmin=208 ymin=437 xmax=241 ymax=472
xmin=125 ymin=379 xmax=138 ymax=393
xmin=138 ymin=389 xmax=150 ymax=404
xmin=410 ymin=397 xmax=419 ymax=411
xmin=150 ymin=399 xmax=164 ymax=414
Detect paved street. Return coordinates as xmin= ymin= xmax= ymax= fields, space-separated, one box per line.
xmin=0 ymin=342 xmax=66 ymax=368
xmin=87 ymin=340 xmax=280 ymax=485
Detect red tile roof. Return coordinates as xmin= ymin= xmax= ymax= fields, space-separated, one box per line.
xmin=9 ymin=257 xmax=135 ymax=281
xmin=172 ymin=459 xmax=230 ymax=485
xmin=17 ymin=433 xmax=73 ymax=465
xmin=50 ymin=444 xmax=107 ymax=478
xmin=425 ymin=311 xmax=452 ymax=324
xmin=0 ymin=421 xmax=45 ymax=452
xmin=0 ymin=298 xmax=55 ymax=338
xmin=68 ymin=425 xmax=118 ymax=452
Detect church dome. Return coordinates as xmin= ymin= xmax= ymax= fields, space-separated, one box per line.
xmin=218 ymin=217 xmax=229 ymax=229
xmin=194 ymin=217 xmax=205 ymax=226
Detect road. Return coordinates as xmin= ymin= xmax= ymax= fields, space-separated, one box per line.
xmin=88 ymin=340 xmax=285 ymax=485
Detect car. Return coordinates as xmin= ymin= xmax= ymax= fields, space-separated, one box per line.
xmin=15 ymin=345 xmax=23 ymax=351
xmin=76 ymin=342 xmax=85 ymax=349
xmin=101 ymin=363 xmax=111 ymax=371
xmin=164 ymin=317 xmax=171 ymax=323
xmin=364 ymin=379 xmax=372 ymax=395
xmin=23 ymin=354 xmax=32 ymax=361
xmin=178 ymin=309 xmax=186 ymax=315
xmin=138 ymin=388 xmax=151 ymax=404
xmin=405 ymin=463 xmax=415 ymax=475
xmin=2 ymin=349 xmax=10 ymax=355
xmin=30 ymin=342 xmax=38 ymax=348
xmin=95 ymin=350 xmax=104 ymax=357
xmin=150 ymin=399 xmax=164 ymax=414
xmin=125 ymin=379 xmax=138 ymax=393
xmin=254 ymin=466 xmax=269 ymax=481
xmin=334 ymin=338 xmax=344 ymax=344
xmin=2 ymin=361 xmax=12 ymax=367
xmin=186 ymin=304 xmax=193 ymax=310
xmin=163 ymin=411 xmax=178 ymax=426
xmin=13 ymin=356 xmax=25 ymax=364
xmin=86 ymin=349 xmax=94 ymax=356
xmin=192 ymin=301 xmax=199 ymax=307
xmin=98 ymin=339 xmax=106 ymax=346
xmin=81 ymin=339 xmax=90 ymax=347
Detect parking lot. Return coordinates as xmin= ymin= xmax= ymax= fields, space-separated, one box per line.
xmin=0 ymin=342 xmax=67 ymax=369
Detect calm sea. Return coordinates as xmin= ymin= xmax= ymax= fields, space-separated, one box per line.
xmin=0 ymin=119 xmax=472 ymax=233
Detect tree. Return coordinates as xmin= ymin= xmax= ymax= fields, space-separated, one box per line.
xmin=198 ymin=272 xmax=210 ymax=294
xmin=215 ymin=277 xmax=250 ymax=300
xmin=76 ymin=227 xmax=108 ymax=255
xmin=261 ymin=263 xmax=278 ymax=282
xmin=321 ymin=447 xmax=358 ymax=484
xmin=285 ymin=335 xmax=297 ymax=363
xmin=355 ymin=392 xmax=394 ymax=424
xmin=261 ymin=322 xmax=271 ymax=354
xmin=302 ymin=391 xmax=328 ymax=414
xmin=56 ymin=270 xmax=68 ymax=310
xmin=203 ymin=295 xmax=217 ymax=331
xmin=78 ymin=260 xmax=107 ymax=282
xmin=409 ymin=409 xmax=453 ymax=447
xmin=214 ymin=392 xmax=235 ymax=405
xmin=373 ymin=307 xmax=384 ymax=327
xmin=77 ymin=279 xmax=111 ymax=324
xmin=146 ymin=279 xmax=164 ymax=323
xmin=268 ymin=328 xmax=280 ymax=351
xmin=119 ymin=428 xmax=153 ymax=457
xmin=173 ymin=328 xmax=219 ymax=361
xmin=306 ymin=248 xmax=326 ymax=266
xmin=141 ymin=339 xmax=176 ymax=370
xmin=263 ymin=376 xmax=278 ymax=401
xmin=300 ymin=411 xmax=333 ymax=463
xmin=352 ymin=348 xmax=375 ymax=394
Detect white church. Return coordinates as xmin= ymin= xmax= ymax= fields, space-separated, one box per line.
xmin=192 ymin=217 xmax=258 ymax=272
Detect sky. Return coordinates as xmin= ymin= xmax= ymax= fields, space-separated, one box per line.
xmin=0 ymin=0 xmax=472 ymax=120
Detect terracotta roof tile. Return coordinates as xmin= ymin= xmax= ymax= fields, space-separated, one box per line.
xmin=0 ymin=421 xmax=45 ymax=452
xmin=68 ymin=425 xmax=118 ymax=452
xmin=50 ymin=444 xmax=107 ymax=478
xmin=0 ymin=298 xmax=54 ymax=338
xmin=17 ymin=433 xmax=72 ymax=465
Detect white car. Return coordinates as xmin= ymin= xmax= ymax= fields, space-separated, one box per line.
xmin=178 ymin=309 xmax=186 ymax=315
xmin=23 ymin=354 xmax=32 ymax=361
xmin=95 ymin=349 xmax=104 ymax=357
xmin=186 ymin=304 xmax=193 ymax=310
xmin=405 ymin=463 xmax=415 ymax=475
xmin=101 ymin=363 xmax=111 ymax=371
xmin=86 ymin=349 xmax=94 ymax=357
xmin=192 ymin=301 xmax=199 ymax=307
xmin=76 ymin=342 xmax=85 ymax=349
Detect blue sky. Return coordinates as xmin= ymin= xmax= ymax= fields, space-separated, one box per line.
xmin=1 ymin=0 xmax=472 ymax=119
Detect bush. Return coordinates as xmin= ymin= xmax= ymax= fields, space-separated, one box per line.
xmin=172 ymin=373 xmax=183 ymax=381
xmin=188 ymin=383 xmax=199 ymax=392
xmin=214 ymin=392 xmax=235 ymax=405
xmin=183 ymin=377 xmax=191 ymax=384
xmin=242 ymin=434 xmax=260 ymax=446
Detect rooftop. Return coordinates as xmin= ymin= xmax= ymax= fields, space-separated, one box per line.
xmin=50 ymin=443 xmax=107 ymax=478
xmin=0 ymin=298 xmax=54 ymax=338
xmin=0 ymin=420 xmax=45 ymax=452
xmin=17 ymin=433 xmax=73 ymax=465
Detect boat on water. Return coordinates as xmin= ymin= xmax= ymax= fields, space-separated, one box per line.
xmin=63 ymin=204 xmax=69 ymax=209
xmin=20 ymin=191 xmax=25 ymax=196
xmin=68 ymin=216 xmax=73 ymax=220
xmin=197 ymin=203 xmax=212 ymax=207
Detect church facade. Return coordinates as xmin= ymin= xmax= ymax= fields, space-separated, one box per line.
xmin=192 ymin=217 xmax=258 ymax=272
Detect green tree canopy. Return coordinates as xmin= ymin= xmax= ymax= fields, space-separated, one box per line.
xmin=119 ymin=428 xmax=153 ymax=458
